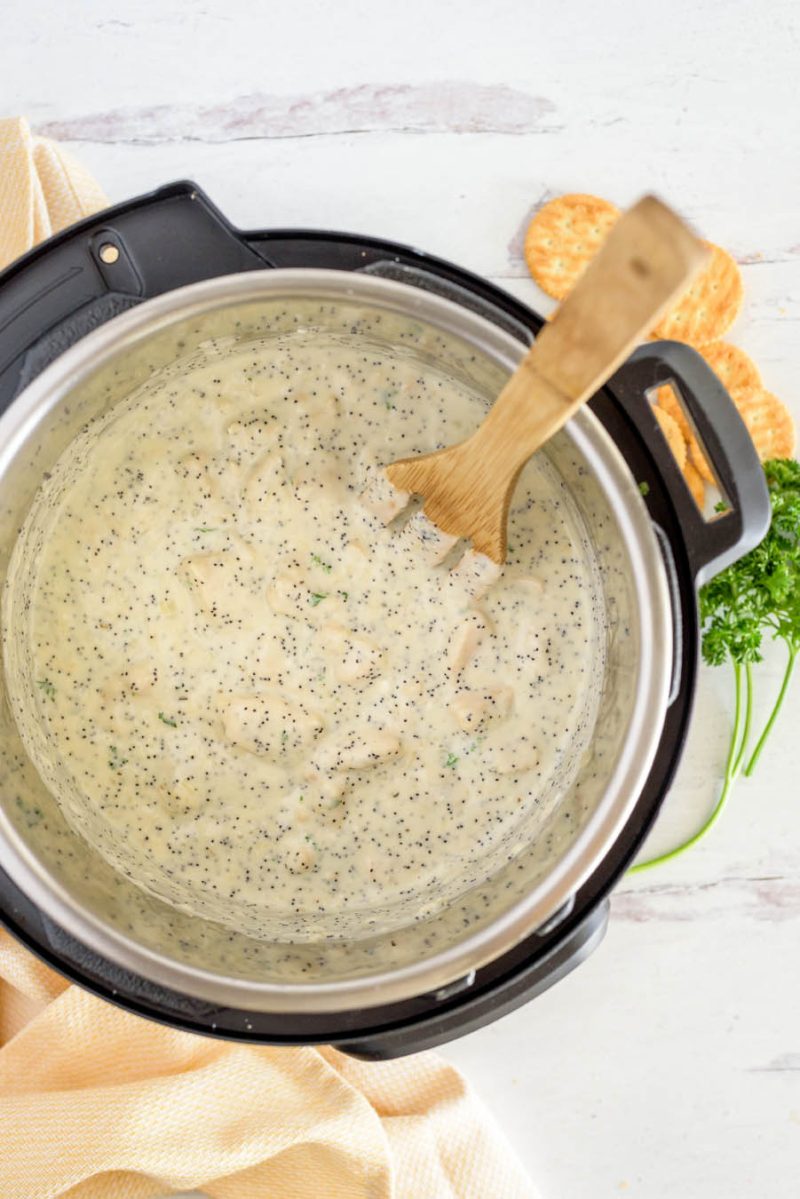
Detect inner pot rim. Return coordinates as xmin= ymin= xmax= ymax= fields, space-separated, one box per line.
xmin=0 ymin=269 xmax=672 ymax=1012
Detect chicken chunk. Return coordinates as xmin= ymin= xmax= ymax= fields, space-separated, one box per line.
xmin=321 ymin=624 xmax=383 ymax=683
xmin=221 ymin=693 xmax=323 ymax=757
xmin=94 ymin=661 xmax=159 ymax=733
xmin=449 ymin=608 xmax=493 ymax=675
xmin=489 ymin=739 xmax=540 ymax=776
xmin=314 ymin=728 xmax=402 ymax=772
xmin=182 ymin=553 xmax=254 ymax=623
xmin=447 ymin=550 xmax=503 ymax=601
xmin=243 ymin=452 xmax=287 ymax=518
xmin=99 ymin=660 xmax=155 ymax=702
xmin=358 ymin=464 xmax=410 ymax=524
xmin=176 ymin=451 xmax=239 ymax=508
xmin=266 ymin=573 xmax=309 ymax=620
xmin=449 ymin=686 xmax=513 ymax=732
xmin=296 ymin=390 xmax=340 ymax=422
xmin=291 ymin=459 xmax=348 ymax=505
xmin=281 ymin=828 xmax=319 ymax=875
xmin=397 ymin=510 xmax=458 ymax=565
xmin=280 ymin=773 xmax=346 ymax=825
xmin=176 ymin=452 xmax=212 ymax=491
xmin=510 ymin=575 xmax=546 ymax=596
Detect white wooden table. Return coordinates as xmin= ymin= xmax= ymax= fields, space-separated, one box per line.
xmin=5 ymin=1 xmax=800 ymax=1194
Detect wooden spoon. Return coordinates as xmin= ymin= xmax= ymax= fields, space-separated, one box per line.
xmin=385 ymin=195 xmax=707 ymax=564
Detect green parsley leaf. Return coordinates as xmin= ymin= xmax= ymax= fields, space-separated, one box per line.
xmin=158 ymin=712 xmax=178 ymax=728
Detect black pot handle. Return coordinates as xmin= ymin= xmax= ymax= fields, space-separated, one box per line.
xmin=611 ymin=342 xmax=771 ymax=583
xmin=0 ymin=182 xmax=273 ymax=413
xmin=0 ymin=178 xmax=538 ymax=414
xmin=337 ymin=899 xmax=609 ymax=1060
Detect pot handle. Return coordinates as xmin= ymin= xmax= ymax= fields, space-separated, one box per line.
xmin=0 ymin=182 xmax=272 ymax=412
xmin=612 ymin=342 xmax=771 ymax=583
xmin=337 ymin=900 xmax=609 ymax=1059
xmin=0 ymin=177 xmax=538 ymax=412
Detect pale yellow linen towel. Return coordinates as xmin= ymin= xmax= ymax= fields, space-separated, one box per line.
xmin=0 ymin=117 xmax=108 ymax=265
xmin=0 ymin=118 xmax=537 ymax=1199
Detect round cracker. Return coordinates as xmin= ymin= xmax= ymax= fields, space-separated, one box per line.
xmin=656 ymin=385 xmax=691 ymax=441
xmin=689 ymin=388 xmax=796 ymax=477
xmin=737 ymin=390 xmax=797 ymax=461
xmin=653 ymin=404 xmax=687 ymax=470
xmin=657 ymin=385 xmax=713 ymax=481
xmin=653 ymin=242 xmax=743 ymax=347
xmin=524 ymin=193 xmax=620 ymax=300
xmin=682 ymin=460 xmax=706 ymax=510
xmin=661 ymin=341 xmax=763 ymax=482
xmin=655 ymin=343 xmax=757 ymax=438
xmin=698 ymin=340 xmax=761 ymax=397
xmin=689 ymin=435 xmax=714 ymax=484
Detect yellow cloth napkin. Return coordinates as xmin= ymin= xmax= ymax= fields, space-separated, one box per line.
xmin=0 ymin=118 xmax=537 ymax=1199
xmin=0 ymin=117 xmax=109 ymax=266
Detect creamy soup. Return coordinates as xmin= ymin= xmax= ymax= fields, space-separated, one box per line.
xmin=7 ymin=330 xmax=603 ymax=940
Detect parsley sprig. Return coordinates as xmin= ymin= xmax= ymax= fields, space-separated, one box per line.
xmin=632 ymin=459 xmax=800 ymax=872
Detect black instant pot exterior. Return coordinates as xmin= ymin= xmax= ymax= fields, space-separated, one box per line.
xmin=0 ymin=183 xmax=768 ymax=1058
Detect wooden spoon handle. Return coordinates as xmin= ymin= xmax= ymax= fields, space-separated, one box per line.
xmin=386 ymin=195 xmax=707 ymax=563
xmin=468 ymin=195 xmax=708 ymax=476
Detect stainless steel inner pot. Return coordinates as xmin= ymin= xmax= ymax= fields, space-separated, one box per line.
xmin=0 ymin=271 xmax=672 ymax=1011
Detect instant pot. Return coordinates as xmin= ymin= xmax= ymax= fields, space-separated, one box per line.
xmin=0 ymin=183 xmax=770 ymax=1058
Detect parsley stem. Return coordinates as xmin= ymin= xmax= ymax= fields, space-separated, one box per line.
xmin=629 ymin=761 xmax=739 ymax=874
xmin=744 ymin=643 xmax=797 ymax=778
xmin=629 ymin=660 xmax=744 ymax=874
xmin=724 ymin=659 xmax=745 ymax=784
xmin=731 ymin=659 xmax=754 ymax=778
